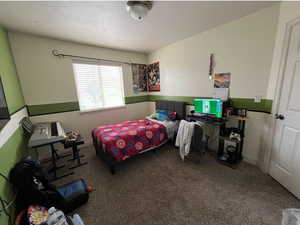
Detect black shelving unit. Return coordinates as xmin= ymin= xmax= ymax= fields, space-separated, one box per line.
xmin=217 ymin=116 xmax=247 ymax=168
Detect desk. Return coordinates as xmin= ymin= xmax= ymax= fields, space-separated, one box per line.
xmin=186 ymin=114 xmax=248 ymax=168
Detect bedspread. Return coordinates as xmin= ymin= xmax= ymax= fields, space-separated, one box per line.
xmin=93 ymin=118 xmax=168 ymax=161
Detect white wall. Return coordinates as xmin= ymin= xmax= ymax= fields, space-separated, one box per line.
xmin=260 ymin=2 xmax=300 ymax=172
xmin=8 ymin=32 xmax=150 ymax=144
xmin=148 ymin=5 xmax=280 ymax=165
xmin=148 ymin=5 xmax=279 ymax=99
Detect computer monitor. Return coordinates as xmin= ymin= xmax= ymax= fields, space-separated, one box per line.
xmin=194 ymin=98 xmax=223 ymax=118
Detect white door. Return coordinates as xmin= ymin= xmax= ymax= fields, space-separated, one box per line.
xmin=269 ymin=21 xmax=300 ymax=198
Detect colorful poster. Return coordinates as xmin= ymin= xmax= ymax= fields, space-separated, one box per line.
xmin=132 ymin=64 xmax=148 ymax=93
xmin=147 ymin=62 xmax=160 ymax=92
xmin=214 ymin=73 xmax=231 ymax=88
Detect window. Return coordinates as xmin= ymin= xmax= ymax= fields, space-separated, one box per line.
xmin=73 ymin=62 xmax=125 ymax=112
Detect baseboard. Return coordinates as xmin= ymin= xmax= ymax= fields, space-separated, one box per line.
xmin=243 ymin=156 xmax=258 ymax=166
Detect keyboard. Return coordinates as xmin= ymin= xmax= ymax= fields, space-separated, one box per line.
xmin=28 ymin=121 xmax=66 ymax=148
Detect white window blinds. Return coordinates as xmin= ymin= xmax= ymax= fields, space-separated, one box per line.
xmin=73 ymin=62 xmax=125 ymax=112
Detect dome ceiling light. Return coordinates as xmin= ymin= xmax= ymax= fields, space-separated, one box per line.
xmin=126 ymin=1 xmax=153 ymax=21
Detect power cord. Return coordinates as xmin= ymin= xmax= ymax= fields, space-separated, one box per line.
xmin=0 ymin=172 xmax=14 ymax=225
xmin=0 ymin=196 xmax=13 ymax=225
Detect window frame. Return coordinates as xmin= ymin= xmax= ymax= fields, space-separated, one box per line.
xmin=72 ymin=60 xmax=126 ymax=113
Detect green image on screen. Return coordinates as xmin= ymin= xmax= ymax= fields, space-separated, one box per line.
xmin=194 ymin=99 xmax=222 ymax=118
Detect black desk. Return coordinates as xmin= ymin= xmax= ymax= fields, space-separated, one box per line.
xmin=186 ymin=114 xmax=247 ymax=168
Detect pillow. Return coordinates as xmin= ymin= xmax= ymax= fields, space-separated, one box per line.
xmin=150 ymin=112 xmax=159 ymax=119
xmin=167 ymin=111 xmax=177 ymax=120
xmin=156 ymin=110 xmax=177 ymax=121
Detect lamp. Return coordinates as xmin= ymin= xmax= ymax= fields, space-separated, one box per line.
xmin=126 ymin=1 xmax=153 ymax=21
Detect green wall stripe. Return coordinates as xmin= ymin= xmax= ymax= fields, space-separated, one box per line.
xmin=27 ymin=95 xmax=273 ymax=116
xmin=148 ymin=95 xmax=272 ymax=113
xmin=28 ymin=96 xmax=149 ymax=116
xmin=230 ymin=98 xmax=272 ymax=113
xmin=27 ymin=101 xmax=79 ymax=116
xmin=125 ymin=95 xmax=149 ymax=104
xmin=148 ymin=95 xmax=207 ymax=105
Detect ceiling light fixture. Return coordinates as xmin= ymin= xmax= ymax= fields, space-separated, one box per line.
xmin=126 ymin=1 xmax=153 ymax=21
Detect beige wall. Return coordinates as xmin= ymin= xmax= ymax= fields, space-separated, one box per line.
xmin=148 ymin=5 xmax=280 ymax=165
xmin=9 ymin=32 xmax=150 ymax=144
xmin=8 ymin=32 xmax=148 ymax=105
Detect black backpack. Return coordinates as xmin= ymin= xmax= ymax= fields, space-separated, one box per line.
xmin=9 ymin=159 xmax=65 ymax=214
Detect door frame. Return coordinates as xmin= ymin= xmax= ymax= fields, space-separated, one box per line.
xmin=264 ymin=16 xmax=300 ymax=173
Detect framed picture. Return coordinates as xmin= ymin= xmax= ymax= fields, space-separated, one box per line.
xmin=147 ymin=62 xmax=160 ymax=92
xmin=214 ymin=73 xmax=231 ymax=88
xmin=132 ymin=64 xmax=148 ymax=93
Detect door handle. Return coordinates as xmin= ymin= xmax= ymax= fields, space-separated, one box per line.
xmin=275 ymin=114 xmax=285 ymax=120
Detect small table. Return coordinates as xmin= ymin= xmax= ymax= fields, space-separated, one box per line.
xmin=64 ymin=135 xmax=88 ymax=169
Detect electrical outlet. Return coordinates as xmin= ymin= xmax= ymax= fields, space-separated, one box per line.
xmin=254 ymin=96 xmax=262 ymax=103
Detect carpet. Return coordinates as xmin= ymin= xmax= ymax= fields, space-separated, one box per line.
xmin=55 ymin=143 xmax=300 ymax=225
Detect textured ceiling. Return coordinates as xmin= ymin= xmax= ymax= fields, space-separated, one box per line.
xmin=0 ymin=1 xmax=274 ymax=53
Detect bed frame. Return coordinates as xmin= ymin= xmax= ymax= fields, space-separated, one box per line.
xmin=92 ymin=100 xmax=186 ymax=174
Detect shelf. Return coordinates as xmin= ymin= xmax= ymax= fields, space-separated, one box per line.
xmin=226 ymin=115 xmax=248 ymax=121
xmin=219 ymin=135 xmax=240 ymax=143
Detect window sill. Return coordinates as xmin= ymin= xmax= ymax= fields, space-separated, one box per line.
xmin=79 ymin=105 xmax=126 ymax=114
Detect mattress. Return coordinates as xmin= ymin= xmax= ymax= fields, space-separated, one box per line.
xmin=92 ymin=118 xmax=170 ymax=162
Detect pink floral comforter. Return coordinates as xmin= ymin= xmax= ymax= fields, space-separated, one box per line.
xmin=92 ymin=118 xmax=168 ymax=161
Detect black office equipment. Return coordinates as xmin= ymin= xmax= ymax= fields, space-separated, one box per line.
xmin=187 ymin=114 xmax=247 ymax=168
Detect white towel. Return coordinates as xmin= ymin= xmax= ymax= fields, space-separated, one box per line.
xmin=175 ymin=120 xmax=195 ymax=160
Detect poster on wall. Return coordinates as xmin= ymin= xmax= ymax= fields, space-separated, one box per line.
xmin=147 ymin=62 xmax=160 ymax=92
xmin=214 ymin=72 xmax=231 ymax=88
xmin=213 ymin=72 xmax=230 ymax=100
xmin=132 ymin=64 xmax=148 ymax=93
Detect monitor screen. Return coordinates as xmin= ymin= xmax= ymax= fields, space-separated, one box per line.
xmin=194 ymin=98 xmax=222 ymax=118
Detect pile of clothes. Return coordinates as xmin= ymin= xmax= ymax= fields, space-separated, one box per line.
xmin=175 ymin=120 xmax=204 ymax=160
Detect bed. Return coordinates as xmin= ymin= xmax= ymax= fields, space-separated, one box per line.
xmin=92 ymin=100 xmax=186 ymax=174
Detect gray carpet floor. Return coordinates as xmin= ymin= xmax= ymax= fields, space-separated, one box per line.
xmin=55 ymin=143 xmax=300 ymax=225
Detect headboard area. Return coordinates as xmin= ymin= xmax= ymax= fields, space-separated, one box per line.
xmin=155 ymin=100 xmax=186 ymax=120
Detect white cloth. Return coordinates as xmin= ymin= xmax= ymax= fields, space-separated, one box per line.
xmin=175 ymin=120 xmax=195 ymax=160
xmin=146 ymin=117 xmax=178 ymax=139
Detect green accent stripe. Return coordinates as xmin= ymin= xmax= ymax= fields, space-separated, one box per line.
xmin=125 ymin=95 xmax=149 ymax=104
xmin=27 ymin=95 xmax=273 ymax=116
xmin=28 ymin=96 xmax=149 ymax=116
xmin=148 ymin=95 xmax=208 ymax=105
xmin=230 ymin=98 xmax=272 ymax=113
xmin=28 ymin=102 xmax=79 ymax=116
xmin=148 ymin=95 xmax=272 ymax=113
